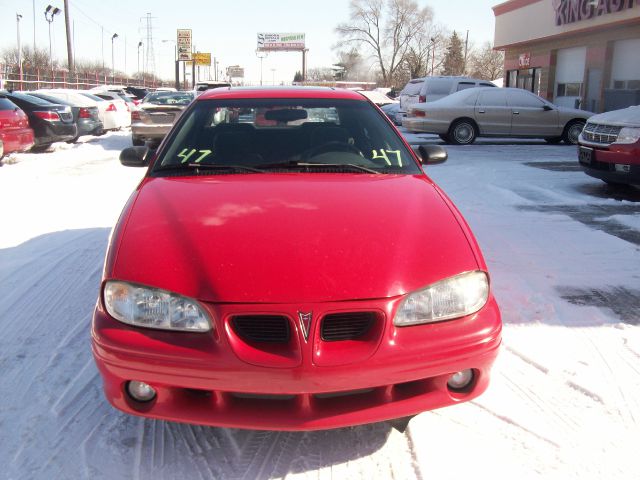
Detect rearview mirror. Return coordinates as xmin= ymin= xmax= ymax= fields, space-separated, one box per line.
xmin=418 ymin=145 xmax=448 ymax=165
xmin=120 ymin=146 xmax=150 ymax=167
xmin=264 ymin=109 xmax=308 ymax=123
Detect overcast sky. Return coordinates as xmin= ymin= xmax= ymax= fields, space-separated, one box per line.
xmin=1 ymin=0 xmax=498 ymax=85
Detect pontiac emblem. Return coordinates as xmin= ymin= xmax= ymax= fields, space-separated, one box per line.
xmin=298 ymin=311 xmax=313 ymax=340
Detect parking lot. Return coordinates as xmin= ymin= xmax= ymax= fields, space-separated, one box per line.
xmin=1 ymin=130 xmax=638 ymax=479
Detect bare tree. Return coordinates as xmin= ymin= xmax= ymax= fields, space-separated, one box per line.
xmin=467 ymin=42 xmax=504 ymax=81
xmin=2 ymin=46 xmax=53 ymax=71
xmin=335 ymin=0 xmax=433 ymax=86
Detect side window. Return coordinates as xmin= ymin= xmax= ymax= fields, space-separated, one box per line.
xmin=479 ymin=83 xmax=495 ymax=87
xmin=477 ymin=91 xmax=507 ymax=107
xmin=424 ymin=78 xmax=454 ymax=96
xmin=507 ymin=91 xmax=545 ymax=108
xmin=456 ymin=82 xmax=476 ymax=92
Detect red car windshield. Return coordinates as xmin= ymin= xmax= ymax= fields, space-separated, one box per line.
xmin=153 ymin=98 xmax=420 ymax=174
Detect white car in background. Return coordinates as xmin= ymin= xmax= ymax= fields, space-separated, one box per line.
xmin=77 ymin=92 xmax=126 ymax=130
xmin=38 ymin=89 xmax=121 ymax=132
xmin=87 ymin=91 xmax=132 ymax=128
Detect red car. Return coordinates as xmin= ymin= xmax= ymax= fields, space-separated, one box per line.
xmin=578 ymin=105 xmax=640 ymax=186
xmin=0 ymin=95 xmax=35 ymax=156
xmin=92 ymin=87 xmax=502 ymax=431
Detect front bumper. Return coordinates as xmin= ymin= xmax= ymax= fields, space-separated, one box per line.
xmin=92 ymin=295 xmax=501 ymax=430
xmin=578 ymin=140 xmax=640 ymax=185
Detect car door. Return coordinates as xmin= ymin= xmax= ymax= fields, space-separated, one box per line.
xmin=474 ymin=90 xmax=511 ymax=135
xmin=507 ymin=90 xmax=560 ymax=137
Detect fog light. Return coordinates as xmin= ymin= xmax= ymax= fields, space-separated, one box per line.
xmin=126 ymin=381 xmax=157 ymax=402
xmin=447 ymin=369 xmax=474 ymax=391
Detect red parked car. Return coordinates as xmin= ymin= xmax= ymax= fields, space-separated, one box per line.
xmin=0 ymin=95 xmax=34 ymax=157
xmin=92 ymin=87 xmax=502 ymax=431
xmin=578 ymin=105 xmax=640 ymax=186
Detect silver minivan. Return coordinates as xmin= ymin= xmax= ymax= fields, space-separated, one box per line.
xmin=399 ymin=76 xmax=497 ymax=122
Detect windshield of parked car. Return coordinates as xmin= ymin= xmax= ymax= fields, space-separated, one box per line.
xmin=153 ymin=97 xmax=421 ymax=175
xmin=143 ymin=92 xmax=194 ymax=106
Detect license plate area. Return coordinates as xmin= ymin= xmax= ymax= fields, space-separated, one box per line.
xmin=578 ymin=146 xmax=593 ymax=165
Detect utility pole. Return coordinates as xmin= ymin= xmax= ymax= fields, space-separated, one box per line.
xmin=63 ymin=0 xmax=73 ymax=72
xmin=464 ymin=30 xmax=469 ymax=75
xmin=102 ymin=26 xmax=104 ymax=73
xmin=33 ymin=0 xmax=36 ymax=51
xmin=17 ymin=14 xmax=23 ymax=90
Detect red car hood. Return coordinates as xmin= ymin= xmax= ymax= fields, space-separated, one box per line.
xmin=112 ymin=174 xmax=479 ymax=303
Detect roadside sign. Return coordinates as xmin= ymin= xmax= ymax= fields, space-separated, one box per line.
xmin=257 ymin=33 xmax=305 ymax=52
xmin=177 ymin=29 xmax=192 ymax=61
xmin=193 ymin=52 xmax=211 ymax=66
xmin=227 ymin=65 xmax=245 ymax=78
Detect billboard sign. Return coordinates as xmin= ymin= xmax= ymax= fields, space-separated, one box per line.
xmin=257 ymin=33 xmax=305 ymax=51
xmin=193 ymin=52 xmax=211 ymax=66
xmin=177 ymin=29 xmax=192 ymax=61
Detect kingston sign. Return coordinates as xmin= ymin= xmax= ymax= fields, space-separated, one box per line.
xmin=553 ymin=0 xmax=636 ymax=26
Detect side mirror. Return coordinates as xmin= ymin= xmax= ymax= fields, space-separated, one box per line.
xmin=543 ymin=105 xmax=554 ymax=111
xmin=120 ymin=146 xmax=150 ymax=167
xmin=418 ymin=145 xmax=447 ymax=165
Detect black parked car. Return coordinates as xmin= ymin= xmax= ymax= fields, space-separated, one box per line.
xmin=1 ymin=91 xmax=77 ymax=151
xmin=26 ymin=92 xmax=103 ymax=142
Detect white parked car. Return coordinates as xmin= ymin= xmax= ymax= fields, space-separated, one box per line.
xmin=77 ymin=92 xmax=126 ymax=130
xmin=88 ymin=91 xmax=132 ymax=128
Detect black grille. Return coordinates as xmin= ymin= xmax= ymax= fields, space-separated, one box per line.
xmin=321 ymin=312 xmax=375 ymax=341
xmin=231 ymin=315 xmax=290 ymax=343
xmin=582 ymin=123 xmax=622 ymax=145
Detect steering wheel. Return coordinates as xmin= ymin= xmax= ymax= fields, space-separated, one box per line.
xmin=302 ymin=141 xmax=363 ymax=160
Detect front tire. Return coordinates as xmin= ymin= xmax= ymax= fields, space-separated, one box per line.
xmin=448 ymin=119 xmax=477 ymax=145
xmin=438 ymin=133 xmax=450 ymax=143
xmin=544 ymin=136 xmax=562 ymax=144
xmin=563 ymin=120 xmax=585 ymax=145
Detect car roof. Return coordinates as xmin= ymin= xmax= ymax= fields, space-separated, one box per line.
xmin=197 ymin=87 xmax=368 ymax=101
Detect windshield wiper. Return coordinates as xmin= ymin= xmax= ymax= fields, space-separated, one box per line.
xmin=259 ymin=161 xmax=381 ymax=174
xmin=154 ymin=163 xmax=265 ymax=174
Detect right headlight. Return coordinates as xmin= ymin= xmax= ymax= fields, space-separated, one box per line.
xmin=103 ymin=280 xmax=212 ymax=332
xmin=394 ymin=271 xmax=489 ymax=326
xmin=614 ymin=127 xmax=640 ymax=145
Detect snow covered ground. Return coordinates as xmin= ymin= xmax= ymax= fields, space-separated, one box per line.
xmin=1 ymin=130 xmax=638 ymax=479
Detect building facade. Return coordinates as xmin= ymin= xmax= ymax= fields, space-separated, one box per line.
xmin=493 ymin=0 xmax=640 ymax=112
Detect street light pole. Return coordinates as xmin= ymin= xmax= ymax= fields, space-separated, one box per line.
xmin=44 ymin=5 xmax=61 ymax=83
xmin=111 ymin=33 xmax=118 ymax=83
xmin=16 ymin=14 xmax=23 ymax=90
xmin=256 ymin=50 xmax=267 ymax=86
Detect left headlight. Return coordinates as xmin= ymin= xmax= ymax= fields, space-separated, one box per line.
xmin=103 ymin=280 xmax=212 ymax=332
xmin=614 ymin=127 xmax=640 ymax=145
xmin=394 ymin=271 xmax=489 ymax=326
